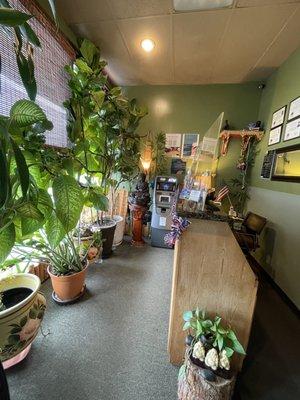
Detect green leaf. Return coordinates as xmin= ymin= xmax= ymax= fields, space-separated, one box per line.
xmin=10 ymin=100 xmax=47 ymax=127
xmin=19 ymin=22 xmax=41 ymax=47
xmin=196 ymin=320 xmax=203 ymax=335
xmin=10 ymin=138 xmax=29 ymax=198
xmin=217 ymin=333 xmax=224 ymax=351
xmin=0 ymin=8 xmax=32 ymax=27
xmin=232 ymin=339 xmax=246 ymax=355
xmin=16 ymin=52 xmax=37 ymax=101
xmin=227 ymin=330 xmax=237 ymax=341
xmin=16 ymin=202 xmax=44 ymax=221
xmin=53 ymin=175 xmax=83 ymax=232
xmin=80 ymin=38 xmax=99 ymax=66
xmin=20 ymin=315 xmax=27 ymax=327
xmin=75 ymin=59 xmax=93 ymax=73
xmin=0 ymin=145 xmax=9 ymax=207
xmin=225 ymin=347 xmax=234 ymax=358
xmin=92 ymin=90 xmax=105 ymax=111
xmin=88 ymin=191 xmax=108 ymax=212
xmin=21 ymin=217 xmax=42 ymax=237
xmin=183 ymin=321 xmax=191 ymax=331
xmin=0 ymin=223 xmax=15 ymax=264
xmin=183 ymin=310 xmax=193 ymax=322
xmin=45 ymin=0 xmax=58 ymax=25
xmin=45 ymin=213 xmax=66 ymax=248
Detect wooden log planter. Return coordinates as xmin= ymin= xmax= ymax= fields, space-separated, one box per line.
xmin=178 ymin=349 xmax=236 ymax=400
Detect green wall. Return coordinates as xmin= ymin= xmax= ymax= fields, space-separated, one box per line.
xmin=247 ymin=46 xmax=300 ymax=308
xmin=124 ymin=83 xmax=262 ymax=184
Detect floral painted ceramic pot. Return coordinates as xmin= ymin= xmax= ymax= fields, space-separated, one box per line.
xmin=0 ymin=273 xmax=46 ymax=364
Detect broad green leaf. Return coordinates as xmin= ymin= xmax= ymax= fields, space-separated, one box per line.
xmin=0 ymin=8 xmax=32 ymax=27
xmin=88 ymin=191 xmax=108 ymax=211
xmin=0 ymin=145 xmax=9 ymax=207
xmin=227 ymin=330 xmax=237 ymax=341
xmin=16 ymin=202 xmax=44 ymax=221
xmin=19 ymin=22 xmax=41 ymax=47
xmin=183 ymin=310 xmax=193 ymax=322
xmin=225 ymin=347 xmax=234 ymax=358
xmin=10 ymin=100 xmax=47 ymax=127
xmin=217 ymin=333 xmax=224 ymax=351
xmin=10 ymin=138 xmax=29 ymax=198
xmin=53 ymin=175 xmax=83 ymax=232
xmin=183 ymin=321 xmax=191 ymax=331
xmin=80 ymin=38 xmax=99 ymax=66
xmin=92 ymin=90 xmax=105 ymax=111
xmin=232 ymin=339 xmax=246 ymax=355
xmin=196 ymin=320 xmax=203 ymax=335
xmin=21 ymin=217 xmax=42 ymax=237
xmin=0 ymin=223 xmax=15 ymax=264
xmin=16 ymin=52 xmax=37 ymax=101
xmin=37 ymin=189 xmax=53 ymax=217
xmin=45 ymin=213 xmax=66 ymax=248
xmin=76 ymin=59 xmax=93 ymax=73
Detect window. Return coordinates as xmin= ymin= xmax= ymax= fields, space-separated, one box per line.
xmin=0 ymin=0 xmax=75 ymax=147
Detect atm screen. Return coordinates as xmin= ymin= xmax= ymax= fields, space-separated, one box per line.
xmin=156 ymin=182 xmax=176 ymax=192
xmin=160 ymin=195 xmax=170 ymax=203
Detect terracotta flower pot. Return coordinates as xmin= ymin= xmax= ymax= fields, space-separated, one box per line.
xmin=47 ymin=264 xmax=87 ymax=301
xmin=0 ymin=273 xmax=46 ymax=366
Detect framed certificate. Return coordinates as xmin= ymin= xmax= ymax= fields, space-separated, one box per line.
xmin=268 ymin=126 xmax=282 ymax=145
xmin=288 ymin=96 xmax=300 ymax=121
xmin=284 ymin=117 xmax=300 ymax=141
xmin=271 ymin=106 xmax=286 ymax=129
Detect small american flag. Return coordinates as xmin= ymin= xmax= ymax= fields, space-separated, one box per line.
xmin=215 ymin=185 xmax=230 ymax=202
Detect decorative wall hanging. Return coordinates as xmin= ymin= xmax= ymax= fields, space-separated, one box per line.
xmin=182 ymin=133 xmax=199 ymax=158
xmin=284 ymin=117 xmax=300 ymax=141
xmin=268 ymin=125 xmax=282 ymax=145
xmin=165 ymin=133 xmax=182 ymax=157
xmin=271 ymin=106 xmax=286 ymax=129
xmin=288 ymin=96 xmax=300 ymax=121
xmin=219 ymin=130 xmax=263 ymax=156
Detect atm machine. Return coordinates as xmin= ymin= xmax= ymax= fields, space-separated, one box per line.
xmin=151 ymin=176 xmax=178 ymax=248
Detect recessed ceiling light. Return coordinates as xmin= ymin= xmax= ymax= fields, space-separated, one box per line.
xmin=174 ymin=0 xmax=233 ymax=12
xmin=141 ymin=38 xmax=155 ymax=53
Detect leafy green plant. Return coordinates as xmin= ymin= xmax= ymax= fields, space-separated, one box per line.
xmin=145 ymin=131 xmax=168 ymax=181
xmin=64 ymin=39 xmax=147 ymax=218
xmin=183 ymin=308 xmax=246 ymax=358
xmin=15 ymin=232 xmax=90 ymax=276
xmin=0 ymin=0 xmax=57 ymax=100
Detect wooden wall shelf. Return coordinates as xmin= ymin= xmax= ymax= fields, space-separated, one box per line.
xmin=219 ymin=130 xmax=264 ymax=156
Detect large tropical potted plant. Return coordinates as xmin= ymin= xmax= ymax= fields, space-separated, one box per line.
xmin=64 ymin=39 xmax=147 ymax=256
xmin=0 ymin=0 xmax=57 ymax=368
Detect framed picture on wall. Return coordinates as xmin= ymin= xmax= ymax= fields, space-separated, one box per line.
xmin=284 ymin=117 xmax=300 ymax=141
xmin=181 ymin=133 xmax=199 ymax=158
xmin=288 ymin=96 xmax=300 ymax=121
xmin=165 ymin=134 xmax=182 ymax=157
xmin=271 ymin=105 xmax=286 ymax=129
xmin=268 ymin=125 xmax=282 ymax=145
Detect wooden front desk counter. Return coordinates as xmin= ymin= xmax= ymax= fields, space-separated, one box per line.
xmin=167 ymin=218 xmax=258 ymax=371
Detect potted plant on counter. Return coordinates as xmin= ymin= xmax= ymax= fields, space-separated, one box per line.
xmin=178 ymin=309 xmax=246 ymax=400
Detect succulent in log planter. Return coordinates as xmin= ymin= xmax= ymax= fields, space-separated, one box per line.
xmin=181 ymin=308 xmax=246 ymax=378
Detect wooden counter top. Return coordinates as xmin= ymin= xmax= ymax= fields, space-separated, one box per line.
xmin=167 ymin=218 xmax=258 ymax=371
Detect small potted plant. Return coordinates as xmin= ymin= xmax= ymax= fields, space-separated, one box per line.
xmin=74 ymin=227 xmax=104 ymax=263
xmin=178 ymin=309 xmax=246 ymax=400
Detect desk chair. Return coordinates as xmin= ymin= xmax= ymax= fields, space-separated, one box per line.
xmin=234 ymin=212 xmax=267 ymax=252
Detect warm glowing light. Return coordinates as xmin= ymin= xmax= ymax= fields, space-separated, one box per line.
xmin=141 ymin=158 xmax=151 ymax=171
xmin=141 ymin=38 xmax=155 ymax=52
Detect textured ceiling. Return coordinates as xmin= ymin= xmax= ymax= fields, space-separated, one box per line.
xmin=56 ymin=0 xmax=300 ymax=85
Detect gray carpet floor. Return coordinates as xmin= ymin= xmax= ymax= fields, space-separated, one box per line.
xmin=5 ymin=240 xmax=300 ymax=400
xmin=6 ymin=240 xmax=179 ymax=400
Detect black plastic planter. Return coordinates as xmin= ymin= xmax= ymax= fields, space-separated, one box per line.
xmin=93 ymin=219 xmax=116 ymax=259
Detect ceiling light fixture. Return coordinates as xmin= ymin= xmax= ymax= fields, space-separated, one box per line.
xmin=173 ymin=0 xmax=233 ymax=12
xmin=141 ymin=38 xmax=155 ymax=53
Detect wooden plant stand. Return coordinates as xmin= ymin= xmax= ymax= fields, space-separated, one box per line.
xmin=129 ymin=203 xmax=147 ymax=246
xmin=178 ymin=350 xmax=236 ymax=400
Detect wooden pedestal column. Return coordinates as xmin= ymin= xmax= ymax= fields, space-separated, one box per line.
xmin=129 ymin=203 xmax=147 ymax=247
